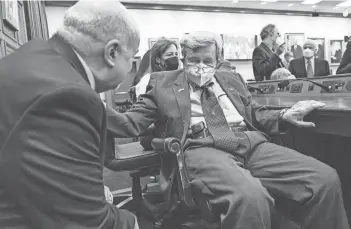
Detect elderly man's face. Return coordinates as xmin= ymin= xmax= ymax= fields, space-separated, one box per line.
xmin=185 ymin=44 xmax=217 ymax=68
xmin=104 ymin=39 xmax=139 ymax=90
xmin=185 ymin=44 xmax=217 ymax=86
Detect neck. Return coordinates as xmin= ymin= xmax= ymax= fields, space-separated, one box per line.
xmin=263 ymin=39 xmax=273 ymax=49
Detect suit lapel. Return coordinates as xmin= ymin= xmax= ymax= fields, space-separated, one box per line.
xmin=300 ymin=58 xmax=308 ymax=77
xmin=172 ymin=72 xmax=191 ymax=142
xmin=215 ymin=73 xmax=246 ymax=120
xmin=215 ymin=73 xmax=257 ymax=130
xmin=314 ymin=58 xmax=318 ymax=76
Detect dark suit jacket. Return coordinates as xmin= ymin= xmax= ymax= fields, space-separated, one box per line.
xmin=106 ymin=69 xmax=284 ymax=194
xmin=291 ymin=45 xmax=303 ymax=59
xmin=217 ymin=60 xmax=232 ymax=71
xmin=289 ymin=57 xmax=330 ymax=78
xmin=0 ymin=35 xmax=135 ymax=229
xmin=252 ymin=43 xmax=283 ymax=81
xmin=337 ymin=42 xmax=351 ymax=74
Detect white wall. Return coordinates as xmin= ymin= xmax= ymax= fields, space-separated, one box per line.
xmin=46 ymin=6 xmax=351 ymax=80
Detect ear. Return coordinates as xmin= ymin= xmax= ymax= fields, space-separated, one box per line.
xmin=104 ymin=39 xmax=121 ymax=68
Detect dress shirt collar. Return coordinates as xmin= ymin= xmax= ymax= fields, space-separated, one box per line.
xmin=73 ymin=49 xmax=96 ymax=90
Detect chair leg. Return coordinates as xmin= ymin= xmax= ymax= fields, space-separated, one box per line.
xmin=131 ymin=175 xmax=142 ymax=218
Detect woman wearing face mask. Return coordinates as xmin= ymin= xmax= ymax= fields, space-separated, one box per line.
xmin=135 ymin=38 xmax=180 ymax=97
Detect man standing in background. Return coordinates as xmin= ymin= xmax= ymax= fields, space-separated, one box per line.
xmin=289 ymin=40 xmax=330 ymax=78
xmin=0 ymin=0 xmax=140 ymax=228
xmin=252 ymin=24 xmax=284 ymax=81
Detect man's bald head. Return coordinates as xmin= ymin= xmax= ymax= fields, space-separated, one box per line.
xmin=57 ymin=0 xmax=140 ymax=56
xmin=56 ymin=0 xmax=140 ymax=92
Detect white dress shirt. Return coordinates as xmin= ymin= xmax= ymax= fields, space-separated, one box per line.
xmin=189 ymin=77 xmax=245 ymax=128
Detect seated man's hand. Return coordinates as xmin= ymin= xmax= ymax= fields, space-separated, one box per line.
xmin=104 ymin=185 xmax=113 ymax=204
xmin=281 ymin=100 xmax=325 ymax=128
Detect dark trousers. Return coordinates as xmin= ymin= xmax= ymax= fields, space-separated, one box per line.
xmin=184 ymin=137 xmax=349 ymax=229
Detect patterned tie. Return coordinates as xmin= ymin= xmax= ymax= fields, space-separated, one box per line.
xmin=200 ymin=83 xmax=238 ymax=153
xmin=307 ymin=59 xmax=314 ymax=77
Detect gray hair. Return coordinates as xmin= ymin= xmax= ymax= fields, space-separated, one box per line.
xmin=303 ymin=39 xmax=317 ymax=51
xmin=260 ymin=24 xmax=276 ymax=40
xmin=284 ymin=51 xmax=293 ymax=59
xmin=180 ymin=31 xmax=223 ymax=61
xmin=271 ymin=68 xmax=296 ymax=80
xmin=56 ymin=0 xmax=139 ymax=56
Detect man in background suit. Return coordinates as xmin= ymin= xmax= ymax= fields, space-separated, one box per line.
xmin=107 ymin=31 xmax=349 ymax=229
xmin=289 ymin=40 xmax=330 ymax=78
xmin=252 ymin=24 xmax=284 ymax=81
xmin=0 ymin=1 xmax=140 ymax=229
xmin=290 ymin=39 xmax=303 ymax=59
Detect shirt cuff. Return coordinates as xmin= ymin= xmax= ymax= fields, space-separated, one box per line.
xmin=134 ymin=215 xmax=139 ymax=229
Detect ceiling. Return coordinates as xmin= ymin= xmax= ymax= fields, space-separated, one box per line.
xmin=120 ymin=0 xmax=350 ymax=14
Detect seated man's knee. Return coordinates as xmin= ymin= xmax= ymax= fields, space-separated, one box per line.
xmin=318 ymin=165 xmax=341 ymax=193
xmin=228 ymin=179 xmax=274 ymax=211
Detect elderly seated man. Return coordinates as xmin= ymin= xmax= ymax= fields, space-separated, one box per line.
xmin=106 ymin=31 xmax=349 ymax=229
xmin=271 ymin=67 xmax=296 ymax=80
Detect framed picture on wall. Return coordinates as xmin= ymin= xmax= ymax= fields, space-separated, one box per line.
xmin=329 ymin=40 xmax=344 ymax=65
xmin=222 ymin=34 xmax=256 ymax=60
xmin=284 ymin=33 xmax=305 ymax=59
xmin=2 ymin=0 xmax=19 ymax=30
xmin=308 ymin=38 xmax=326 ymax=60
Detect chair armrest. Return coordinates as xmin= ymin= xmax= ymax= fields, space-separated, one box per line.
xmin=151 ymin=138 xmax=181 ymax=154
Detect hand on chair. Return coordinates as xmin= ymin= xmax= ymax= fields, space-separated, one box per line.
xmin=281 ymin=100 xmax=325 ymax=128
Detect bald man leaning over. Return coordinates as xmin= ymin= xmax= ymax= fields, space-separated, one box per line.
xmin=0 ymin=1 xmax=140 ymax=228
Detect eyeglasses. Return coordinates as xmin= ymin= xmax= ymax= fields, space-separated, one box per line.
xmin=188 ymin=64 xmax=215 ymax=74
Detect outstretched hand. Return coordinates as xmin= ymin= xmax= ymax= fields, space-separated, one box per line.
xmin=282 ymin=100 xmax=325 ymax=128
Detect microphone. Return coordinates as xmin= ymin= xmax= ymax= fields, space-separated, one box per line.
xmin=247 ymin=85 xmax=263 ymax=93
xmin=278 ymin=79 xmax=331 ymax=92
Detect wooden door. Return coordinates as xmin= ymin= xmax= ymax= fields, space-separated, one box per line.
xmin=0 ymin=0 xmax=48 ymax=58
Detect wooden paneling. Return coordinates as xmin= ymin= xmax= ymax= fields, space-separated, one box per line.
xmin=24 ymin=1 xmax=49 ymax=41
xmin=18 ymin=0 xmax=27 ymax=45
xmin=0 ymin=0 xmax=48 ymax=58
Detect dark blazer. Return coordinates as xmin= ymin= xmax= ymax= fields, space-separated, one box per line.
xmin=107 ymin=69 xmax=283 ymax=195
xmin=289 ymin=57 xmax=330 ymax=78
xmin=252 ymin=43 xmax=283 ymax=81
xmin=336 ymin=42 xmax=351 ymax=74
xmin=0 ymin=35 xmax=135 ymax=229
xmin=217 ymin=60 xmax=232 ymax=71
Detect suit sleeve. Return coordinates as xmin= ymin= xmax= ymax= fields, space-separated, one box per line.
xmin=336 ymin=62 xmax=351 ymax=74
xmin=228 ymin=73 xmax=283 ymax=135
xmin=251 ymin=100 xmax=283 ymax=135
xmin=107 ymin=73 xmax=158 ymax=138
xmin=3 ymin=87 xmax=136 ymax=229
xmin=252 ymin=47 xmax=281 ymax=80
xmin=323 ymin=60 xmax=330 ymax=76
xmin=288 ymin=61 xmax=295 ymax=76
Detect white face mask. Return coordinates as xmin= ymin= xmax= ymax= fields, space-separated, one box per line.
xmin=186 ymin=63 xmax=215 ymax=87
xmin=303 ymin=48 xmax=314 ymax=58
